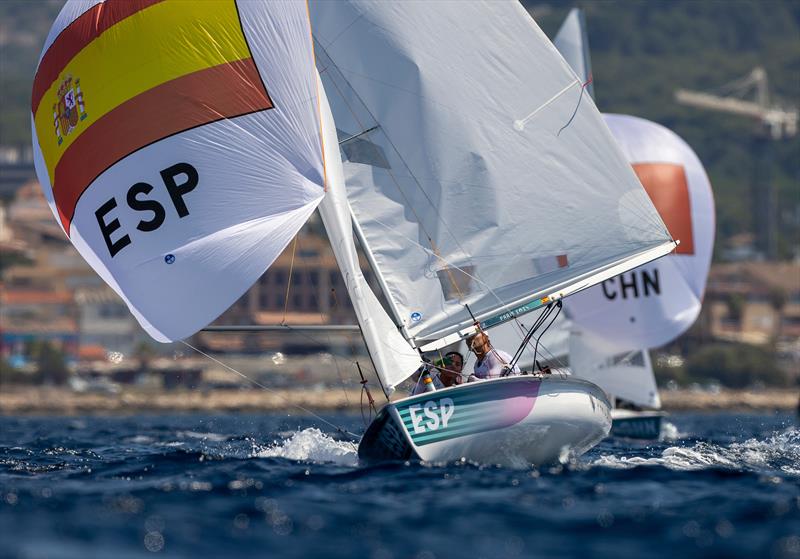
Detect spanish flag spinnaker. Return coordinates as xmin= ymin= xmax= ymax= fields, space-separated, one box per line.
xmin=32 ymin=0 xmax=326 ymax=342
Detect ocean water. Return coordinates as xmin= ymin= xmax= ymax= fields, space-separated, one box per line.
xmin=0 ymin=412 xmax=798 ymax=559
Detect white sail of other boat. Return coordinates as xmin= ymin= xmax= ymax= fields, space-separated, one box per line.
xmin=569 ymin=330 xmax=661 ymax=409
xmin=311 ymin=0 xmax=676 ymax=366
xmin=552 ymin=8 xmax=714 ymax=353
xmin=550 ymin=8 xmax=715 ymax=428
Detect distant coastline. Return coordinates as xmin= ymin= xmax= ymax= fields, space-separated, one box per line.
xmin=0 ymin=386 xmax=797 ymax=416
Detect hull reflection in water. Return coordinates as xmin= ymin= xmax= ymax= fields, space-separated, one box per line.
xmin=359 ymin=376 xmax=611 ymax=467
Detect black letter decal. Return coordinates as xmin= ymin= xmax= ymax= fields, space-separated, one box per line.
xmin=642 ymin=269 xmax=661 ymax=297
xmin=127 ymin=182 xmax=166 ymax=232
xmin=95 ymin=198 xmax=131 ymax=258
xmin=160 ymin=162 xmax=199 ymax=218
xmin=619 ymin=273 xmax=639 ymax=299
xmin=602 ymin=279 xmax=617 ymax=300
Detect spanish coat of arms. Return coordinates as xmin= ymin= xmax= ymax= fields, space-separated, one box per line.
xmin=52 ymin=75 xmax=87 ymax=145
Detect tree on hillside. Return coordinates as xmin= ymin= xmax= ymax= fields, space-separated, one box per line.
xmin=686 ymin=343 xmax=786 ymax=388
xmin=29 ymin=340 xmax=69 ymax=385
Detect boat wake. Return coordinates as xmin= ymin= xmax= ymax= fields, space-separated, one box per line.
xmin=253 ymin=428 xmax=359 ymax=466
xmin=592 ymin=428 xmax=800 ymax=476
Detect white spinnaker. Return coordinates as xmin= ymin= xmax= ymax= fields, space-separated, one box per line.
xmin=316 ymin=74 xmax=422 ymax=392
xmin=311 ymin=0 xmax=673 ymax=347
xmin=32 ymin=1 xmax=325 ymax=342
xmin=569 ymin=331 xmax=661 ymax=409
xmin=567 ymin=115 xmax=716 ymax=351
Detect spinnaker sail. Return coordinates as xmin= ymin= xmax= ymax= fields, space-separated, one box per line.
xmin=32 ymin=0 xmax=325 ymax=342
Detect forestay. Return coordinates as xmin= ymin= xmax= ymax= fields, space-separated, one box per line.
xmin=310 ymin=0 xmax=674 ymax=349
xmin=31 ymin=0 xmax=325 ymax=342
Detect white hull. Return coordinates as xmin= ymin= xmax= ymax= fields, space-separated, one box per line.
xmin=359 ymin=376 xmax=611 ymax=467
xmin=609 ymin=409 xmax=666 ymax=440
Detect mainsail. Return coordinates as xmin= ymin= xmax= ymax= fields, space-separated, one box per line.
xmin=311 ymin=0 xmax=675 ymax=352
xmin=31 ymin=0 xmax=325 ymax=342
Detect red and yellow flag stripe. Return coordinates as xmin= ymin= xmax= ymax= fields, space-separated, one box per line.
xmin=32 ymin=0 xmax=273 ymax=234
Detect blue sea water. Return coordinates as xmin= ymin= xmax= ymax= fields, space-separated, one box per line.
xmin=0 ymin=412 xmax=798 ymax=559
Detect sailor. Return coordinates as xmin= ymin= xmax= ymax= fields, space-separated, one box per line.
xmin=409 ymin=351 xmax=464 ymax=395
xmin=465 ymin=332 xmax=519 ymax=381
xmin=438 ymin=351 xmax=465 ymax=387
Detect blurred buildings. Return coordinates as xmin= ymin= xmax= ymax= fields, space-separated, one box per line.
xmin=1 ymin=158 xmax=798 ymax=387
xmin=0 ymin=165 xmax=369 ymax=386
xmin=701 ymin=262 xmax=800 ymax=364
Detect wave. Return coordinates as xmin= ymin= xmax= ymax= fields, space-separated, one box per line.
xmin=253 ymin=428 xmax=358 ymax=467
xmin=592 ymin=428 xmax=800 ymax=475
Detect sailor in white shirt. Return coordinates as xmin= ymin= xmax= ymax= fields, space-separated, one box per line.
xmin=466 ymin=332 xmax=520 ymax=380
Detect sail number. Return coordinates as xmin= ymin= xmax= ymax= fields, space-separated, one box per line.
xmin=407 ymin=398 xmax=455 ymax=434
xmin=601 ymin=269 xmax=661 ymax=300
xmin=94 ymin=162 xmax=199 ymax=258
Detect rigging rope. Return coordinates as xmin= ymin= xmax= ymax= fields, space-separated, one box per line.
xmin=180 ymin=340 xmax=361 ymax=440
xmin=281 ymin=236 xmax=298 ymax=324
xmin=532 ymin=300 xmax=563 ymax=370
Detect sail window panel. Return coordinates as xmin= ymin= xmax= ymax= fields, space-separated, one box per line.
xmin=340 ymin=132 xmax=391 ymax=169
xmin=315 ymin=40 xmax=378 ymax=148
xmin=607 ymin=350 xmax=646 ymax=368
xmin=436 ymin=265 xmax=475 ymax=302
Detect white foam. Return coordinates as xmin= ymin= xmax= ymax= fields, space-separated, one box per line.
xmin=253 ymin=428 xmax=359 ymax=466
xmin=592 ymin=428 xmax=800 ymax=475
xmin=127 ymin=435 xmax=154 ymax=444
xmin=659 ymin=421 xmax=684 ymax=441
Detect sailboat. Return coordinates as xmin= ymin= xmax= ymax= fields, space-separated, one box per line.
xmin=32 ymin=0 xmax=676 ymax=466
xmin=550 ymin=8 xmax=716 ymax=439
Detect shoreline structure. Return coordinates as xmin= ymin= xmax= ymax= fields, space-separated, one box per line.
xmin=0 ymin=386 xmax=797 ymax=415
